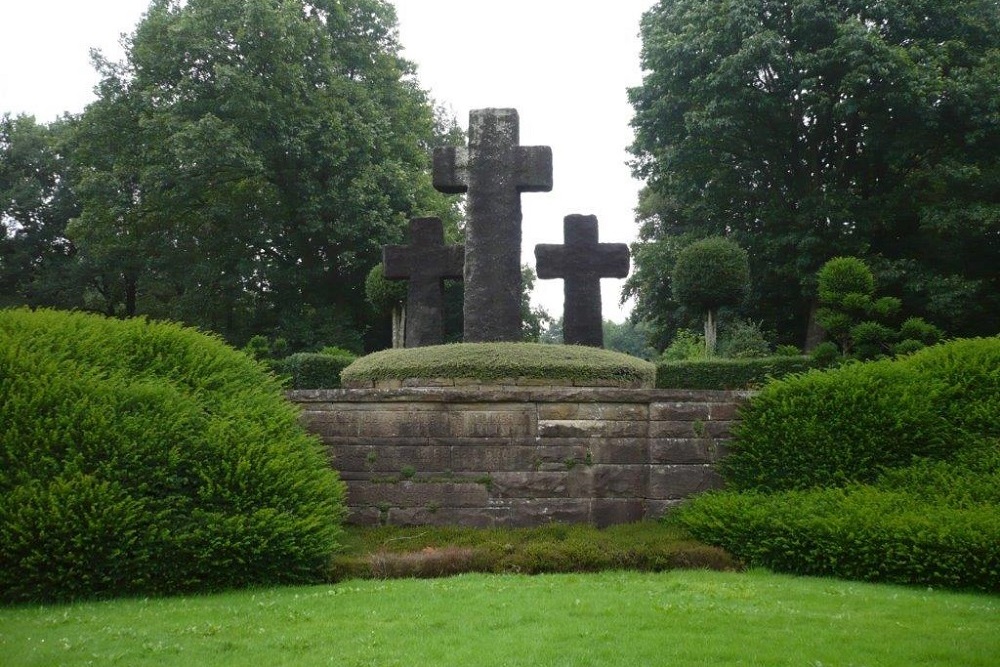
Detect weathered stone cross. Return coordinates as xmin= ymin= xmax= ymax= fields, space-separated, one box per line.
xmin=434 ymin=109 xmax=553 ymax=342
xmin=535 ymin=214 xmax=630 ymax=347
xmin=383 ymin=217 xmax=464 ymax=348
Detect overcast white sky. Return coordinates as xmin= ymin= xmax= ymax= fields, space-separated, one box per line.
xmin=0 ymin=0 xmax=654 ymax=322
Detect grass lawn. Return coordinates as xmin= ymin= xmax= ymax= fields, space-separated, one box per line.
xmin=2 ymin=569 xmax=996 ymax=667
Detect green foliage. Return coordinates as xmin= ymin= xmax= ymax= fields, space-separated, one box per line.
xmin=243 ymin=334 xmax=289 ymax=361
xmin=817 ymin=257 xmax=875 ymax=306
xmin=717 ymin=320 xmax=771 ymax=359
xmin=672 ymin=237 xmax=749 ymax=315
xmin=726 ymin=363 xmax=942 ymax=491
xmin=655 ymin=356 xmax=817 ymax=390
xmin=899 ymin=317 xmax=944 ymax=346
xmin=3 ymin=0 xmax=462 ymax=350
xmin=774 ymin=344 xmax=801 ymax=357
xmin=728 ymin=337 xmax=1000 ymax=492
xmin=673 ymin=480 xmax=1000 ymax=592
xmin=0 ymin=115 xmax=82 ymax=310
xmin=629 ymin=0 xmax=1000 ymax=346
xmin=602 ymin=319 xmax=658 ymax=360
xmin=810 ymin=341 xmax=841 ymax=367
xmin=0 ymin=308 xmax=346 ymax=602
xmin=341 ymin=343 xmax=657 ymax=387
xmin=659 ymin=329 xmax=707 ymax=361
xmin=365 ymin=263 xmax=407 ymax=314
xmin=272 ymin=348 xmax=358 ymax=389
xmin=680 ymin=337 xmax=1000 ymax=590
xmin=816 ymin=257 xmax=945 ymax=360
xmin=520 ymin=265 xmax=552 ymax=343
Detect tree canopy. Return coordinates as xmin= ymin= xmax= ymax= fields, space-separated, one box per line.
xmin=2 ymin=0 xmax=460 ymax=351
xmin=628 ymin=0 xmax=1000 ymax=347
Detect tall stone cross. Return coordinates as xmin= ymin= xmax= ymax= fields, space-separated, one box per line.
xmin=535 ymin=214 xmax=630 ymax=348
xmin=383 ymin=217 xmax=464 ymax=348
xmin=433 ymin=109 xmax=553 ymax=342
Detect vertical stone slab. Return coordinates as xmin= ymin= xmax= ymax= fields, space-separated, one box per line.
xmin=433 ymin=109 xmax=553 ymax=342
xmin=535 ymin=214 xmax=630 ymax=347
xmin=383 ymin=217 xmax=464 ymax=347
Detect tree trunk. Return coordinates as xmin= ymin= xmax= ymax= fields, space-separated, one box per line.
xmin=704 ymin=309 xmax=717 ymax=357
xmin=804 ymin=299 xmax=826 ymax=352
xmin=123 ymin=274 xmax=137 ymax=318
xmin=391 ymin=305 xmax=406 ymax=349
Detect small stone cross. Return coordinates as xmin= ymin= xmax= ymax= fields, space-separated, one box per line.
xmin=383 ymin=217 xmax=464 ymax=348
xmin=434 ymin=109 xmax=553 ymax=343
xmin=535 ymin=214 xmax=630 ymax=347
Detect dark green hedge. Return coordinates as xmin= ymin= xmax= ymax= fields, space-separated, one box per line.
xmin=0 ymin=309 xmax=346 ymax=602
xmin=655 ymin=356 xmax=817 ymax=390
xmin=674 ymin=478 xmax=1000 ymax=592
xmin=672 ymin=337 xmax=1000 ymax=592
xmin=725 ymin=337 xmax=1000 ymax=491
xmin=272 ymin=351 xmax=356 ymax=389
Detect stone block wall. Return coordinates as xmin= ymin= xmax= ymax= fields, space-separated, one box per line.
xmin=289 ymin=387 xmax=749 ymax=527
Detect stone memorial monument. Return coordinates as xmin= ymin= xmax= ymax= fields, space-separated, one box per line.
xmin=383 ymin=217 xmax=464 ymax=348
xmin=433 ymin=109 xmax=553 ymax=342
xmin=535 ymin=214 xmax=630 ymax=347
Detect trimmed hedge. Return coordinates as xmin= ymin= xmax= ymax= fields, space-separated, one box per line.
xmin=674 ymin=478 xmax=1000 ymax=592
xmin=655 ymin=356 xmax=817 ymax=390
xmin=272 ymin=351 xmax=356 ymax=389
xmin=672 ymin=337 xmax=1000 ymax=592
xmin=0 ymin=309 xmax=346 ymax=602
xmin=341 ymin=343 xmax=657 ymax=387
xmin=724 ymin=337 xmax=1000 ymax=491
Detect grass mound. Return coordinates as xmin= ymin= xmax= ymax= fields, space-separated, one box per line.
xmin=341 ymin=342 xmax=656 ymax=388
xmin=0 ymin=308 xmax=346 ymax=602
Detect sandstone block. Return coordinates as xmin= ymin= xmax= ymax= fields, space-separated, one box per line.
xmin=649 ymin=439 xmax=717 ymax=465
xmin=591 ymin=499 xmax=645 ymax=527
xmin=648 ymin=465 xmax=724 ymax=499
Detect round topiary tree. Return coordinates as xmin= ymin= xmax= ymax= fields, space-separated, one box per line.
xmin=672 ymin=237 xmax=750 ymax=355
xmin=0 ymin=308 xmax=346 ymax=602
xmin=815 ymin=256 xmax=941 ymax=359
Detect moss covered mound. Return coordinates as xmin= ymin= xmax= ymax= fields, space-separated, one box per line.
xmin=341 ymin=343 xmax=656 ymax=388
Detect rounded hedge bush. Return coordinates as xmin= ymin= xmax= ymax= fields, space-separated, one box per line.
xmin=723 ymin=337 xmax=1000 ymax=492
xmin=0 ymin=309 xmax=346 ymax=602
xmin=673 ymin=337 xmax=1000 ymax=592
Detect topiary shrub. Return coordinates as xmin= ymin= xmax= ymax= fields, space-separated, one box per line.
xmin=0 ymin=308 xmax=346 ymax=602
xmin=724 ymin=337 xmax=1000 ymax=491
xmin=672 ymin=337 xmax=1000 ymax=591
xmin=672 ymin=237 xmax=750 ymax=355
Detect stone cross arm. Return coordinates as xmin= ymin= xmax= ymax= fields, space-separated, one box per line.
xmin=383 ymin=217 xmax=464 ymax=281
xmin=383 ymin=217 xmax=464 ymax=348
xmin=535 ymin=215 xmax=630 ymax=281
xmin=432 ymin=109 xmax=553 ymax=194
xmin=535 ymin=214 xmax=630 ymax=347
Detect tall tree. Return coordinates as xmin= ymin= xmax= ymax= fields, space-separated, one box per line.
xmin=0 ymin=115 xmax=82 ymax=309
xmin=66 ymin=0 xmax=456 ymax=349
xmin=628 ymin=0 xmax=1000 ymax=346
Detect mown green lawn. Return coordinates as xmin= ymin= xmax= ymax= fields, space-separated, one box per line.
xmin=2 ymin=569 xmax=996 ymax=667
